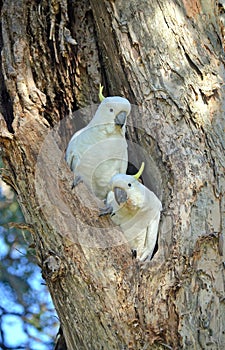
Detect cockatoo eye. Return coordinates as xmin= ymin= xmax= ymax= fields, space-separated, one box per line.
xmin=110 ymin=108 xmax=114 ymax=112
xmin=128 ymin=183 xmax=132 ymax=187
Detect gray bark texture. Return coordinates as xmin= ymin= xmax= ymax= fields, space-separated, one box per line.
xmin=0 ymin=0 xmax=225 ymax=349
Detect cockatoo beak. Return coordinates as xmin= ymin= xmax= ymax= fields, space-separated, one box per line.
xmin=114 ymin=111 xmax=127 ymax=127
xmin=114 ymin=187 xmax=127 ymax=205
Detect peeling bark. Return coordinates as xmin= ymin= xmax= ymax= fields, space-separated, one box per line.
xmin=0 ymin=0 xmax=225 ymax=349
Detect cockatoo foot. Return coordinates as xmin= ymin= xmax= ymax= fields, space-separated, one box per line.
xmin=99 ymin=205 xmax=113 ymax=217
xmin=131 ymin=249 xmax=137 ymax=259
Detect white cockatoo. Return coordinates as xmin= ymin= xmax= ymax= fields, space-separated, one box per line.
xmin=103 ymin=163 xmax=162 ymax=261
xmin=66 ymin=86 xmax=131 ymax=199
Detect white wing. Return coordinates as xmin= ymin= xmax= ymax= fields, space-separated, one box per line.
xmin=139 ymin=210 xmax=161 ymax=261
xmin=65 ymin=127 xmax=86 ymax=171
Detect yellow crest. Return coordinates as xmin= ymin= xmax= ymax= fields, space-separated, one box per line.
xmin=99 ymin=84 xmax=105 ymax=102
xmin=133 ymin=162 xmax=145 ymax=180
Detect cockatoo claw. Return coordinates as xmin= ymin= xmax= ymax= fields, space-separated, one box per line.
xmin=131 ymin=249 xmax=137 ymax=259
xmin=99 ymin=205 xmax=113 ymax=217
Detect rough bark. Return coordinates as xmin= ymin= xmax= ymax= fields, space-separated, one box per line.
xmin=0 ymin=0 xmax=225 ymax=349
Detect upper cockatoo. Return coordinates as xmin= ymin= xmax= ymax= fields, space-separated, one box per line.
xmin=66 ymin=86 xmax=131 ymax=199
xmin=103 ymin=163 xmax=162 ymax=261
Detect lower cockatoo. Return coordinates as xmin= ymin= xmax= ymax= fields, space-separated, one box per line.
xmin=102 ymin=163 xmax=162 ymax=261
xmin=66 ymin=85 xmax=131 ymax=199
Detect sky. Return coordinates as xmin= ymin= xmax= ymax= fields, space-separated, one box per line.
xmin=0 ymin=176 xmax=58 ymax=350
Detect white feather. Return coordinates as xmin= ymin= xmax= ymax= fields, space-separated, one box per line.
xmin=66 ymin=97 xmax=131 ymax=199
xmin=107 ymin=174 xmax=162 ymax=261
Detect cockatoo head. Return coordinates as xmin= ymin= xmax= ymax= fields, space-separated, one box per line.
xmin=91 ymin=97 xmax=131 ymax=128
xmin=91 ymin=85 xmax=131 ymax=128
xmin=110 ymin=163 xmax=145 ymax=209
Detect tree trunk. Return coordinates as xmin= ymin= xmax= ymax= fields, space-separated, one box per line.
xmin=1 ymin=0 xmax=225 ymax=349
